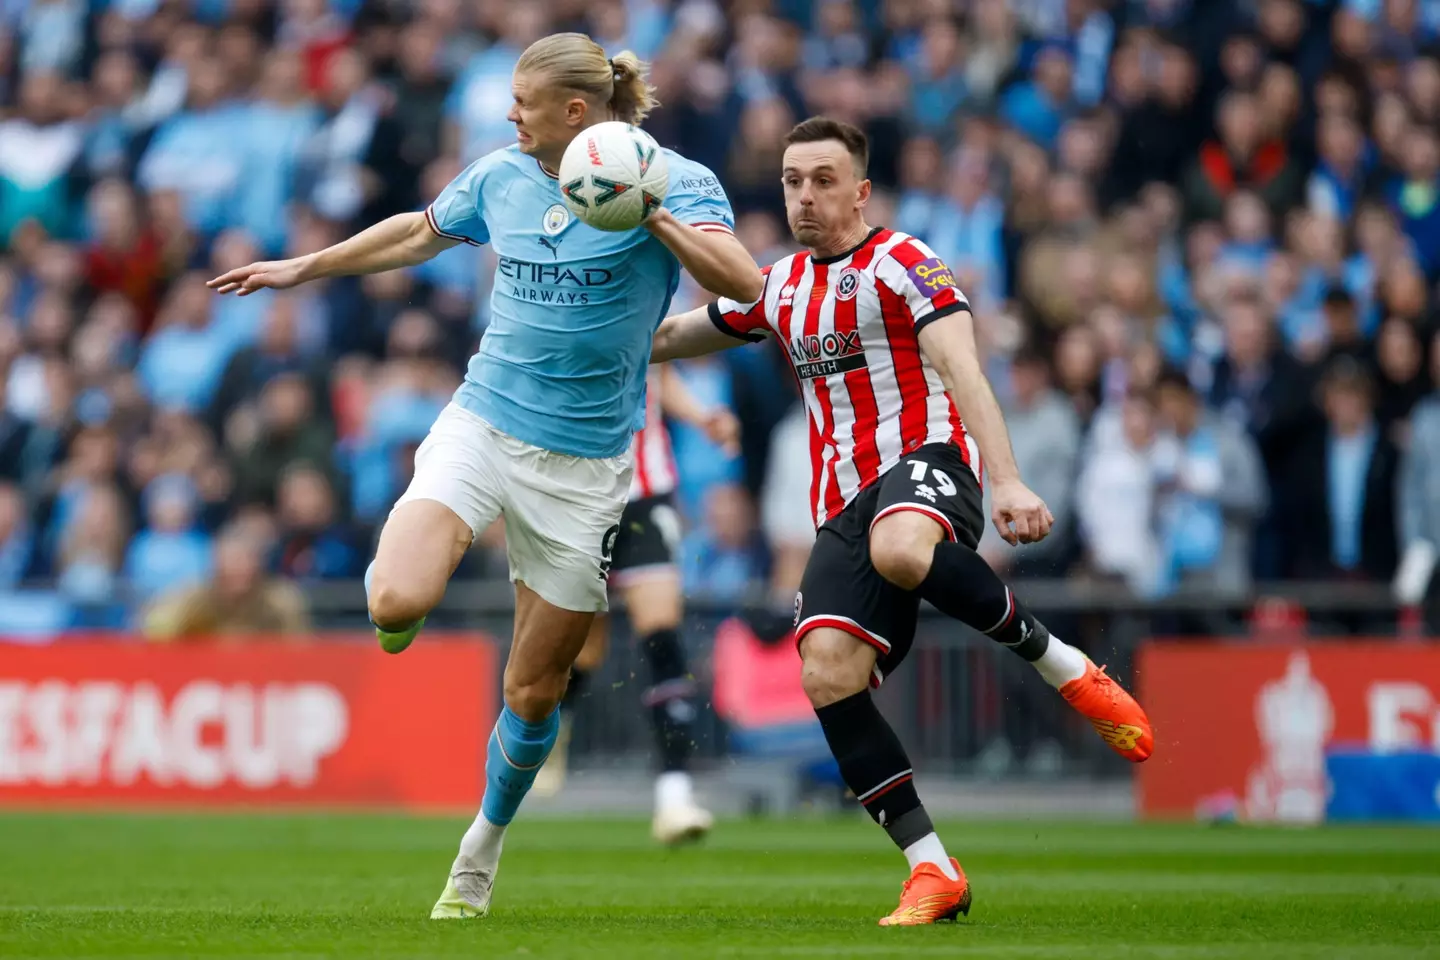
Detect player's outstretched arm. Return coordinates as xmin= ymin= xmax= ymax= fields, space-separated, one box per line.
xmin=645 ymin=209 xmax=764 ymax=302
xmin=918 ymin=310 xmax=1054 ymax=546
xmin=650 ymin=306 xmax=751 ymax=363
xmin=208 ymin=213 xmax=455 ymax=296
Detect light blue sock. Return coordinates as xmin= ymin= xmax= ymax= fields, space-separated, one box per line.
xmin=480 ymin=706 xmax=561 ymax=826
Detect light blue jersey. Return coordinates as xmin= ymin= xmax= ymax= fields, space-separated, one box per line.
xmin=427 ymin=144 xmax=735 ymax=458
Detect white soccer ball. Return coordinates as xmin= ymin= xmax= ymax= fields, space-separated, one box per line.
xmin=558 ymin=121 xmax=670 ymax=232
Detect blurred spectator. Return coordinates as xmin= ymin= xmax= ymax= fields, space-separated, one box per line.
xmin=229 ymin=372 xmax=334 ymax=507
xmin=137 ymin=59 xmax=244 ymax=241
xmin=143 ymin=525 xmax=309 ymax=639
xmin=238 ymin=50 xmax=321 ymax=255
xmin=907 ymin=19 xmax=967 ymax=136
xmin=390 ymin=20 xmax=451 ymax=182
xmin=981 ymin=346 xmax=1079 ymax=575
xmin=894 ymin=137 xmax=944 ymax=238
xmin=1152 ymin=370 xmax=1267 ymax=599
xmin=1282 ymin=359 xmax=1400 ymax=586
xmin=682 ymin=484 xmax=767 ymax=603
xmin=0 ymin=481 xmax=34 ymax=587
xmin=55 ymin=482 xmax=129 ymax=618
xmin=445 ymin=2 xmax=546 ymax=162
xmin=1315 ymin=286 xmax=1370 ymax=367
xmin=927 ymin=148 xmax=1006 ymax=311
xmin=1077 ymin=387 xmax=1159 ymax=594
xmin=123 ymin=473 xmax=214 ymax=602
xmin=0 ymin=70 xmax=84 ymax=242
xmin=83 ymin=181 xmax=167 ymax=333
xmin=1386 ymin=121 xmax=1440 ymax=279
xmin=1307 ymin=111 xmax=1375 ymax=222
xmin=209 ymin=293 xmax=329 ymax=434
xmin=999 ymin=44 xmax=1075 ymax=150
xmin=85 ymin=49 xmax=147 ymax=180
xmin=962 ymin=0 xmax=1020 ymax=108
xmin=1373 ymin=316 xmax=1430 ymax=440
xmin=1183 ymin=89 xmax=1306 ymax=224
xmin=136 ymin=273 xmax=236 ymax=412
xmin=272 ymin=462 xmax=362 ymax=580
xmin=297 ymin=47 xmax=416 ymax=227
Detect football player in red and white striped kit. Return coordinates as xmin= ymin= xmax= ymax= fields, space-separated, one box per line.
xmin=537 ymin=364 xmax=739 ymax=845
xmin=650 ymin=118 xmax=1153 ymax=926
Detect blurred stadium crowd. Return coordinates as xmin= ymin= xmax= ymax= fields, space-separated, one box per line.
xmin=2 ymin=0 xmax=1440 ymax=636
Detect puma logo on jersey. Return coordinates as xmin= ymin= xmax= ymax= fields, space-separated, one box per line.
xmin=789 ymin=330 xmax=866 ymax=380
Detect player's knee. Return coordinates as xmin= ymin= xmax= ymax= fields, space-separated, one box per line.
xmin=800 ymin=632 xmax=873 ymax=708
xmin=503 ymin=673 xmax=565 ymax=723
xmin=868 ymin=522 xmax=934 ymax=591
xmin=366 ymin=573 xmax=434 ymax=631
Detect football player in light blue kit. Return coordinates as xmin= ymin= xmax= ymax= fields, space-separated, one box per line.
xmin=208 ymin=33 xmax=762 ymax=918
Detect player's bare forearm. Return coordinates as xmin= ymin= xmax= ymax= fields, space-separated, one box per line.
xmin=917 ymin=310 xmax=1021 ymax=485
xmin=212 ymin=210 xmax=458 ymax=297
xmin=302 ymin=213 xmax=455 ymax=282
xmin=651 ymin=307 xmax=744 ymax=363
xmin=645 ymin=209 xmax=763 ymax=302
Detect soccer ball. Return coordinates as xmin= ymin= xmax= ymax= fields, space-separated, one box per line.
xmin=558 ymin=121 xmax=669 ymax=232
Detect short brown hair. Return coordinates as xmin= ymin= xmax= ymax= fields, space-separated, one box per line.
xmin=784 ymin=116 xmax=869 ymax=175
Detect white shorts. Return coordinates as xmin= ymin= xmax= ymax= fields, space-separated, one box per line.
xmin=395 ymin=404 xmax=633 ymax=612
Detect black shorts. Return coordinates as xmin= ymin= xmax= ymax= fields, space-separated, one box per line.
xmin=609 ymin=494 xmax=682 ymax=585
xmin=794 ymin=441 xmax=984 ymax=686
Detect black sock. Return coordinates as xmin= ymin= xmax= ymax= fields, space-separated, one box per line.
xmin=637 ymin=628 xmax=696 ymax=773
xmin=918 ymin=540 xmax=1051 ymax=662
xmin=562 ymin=667 xmax=589 ymax=712
xmin=814 ymin=690 xmax=934 ymax=850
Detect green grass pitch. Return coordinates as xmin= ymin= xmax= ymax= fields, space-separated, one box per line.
xmin=1 ymin=812 xmax=1438 ymax=959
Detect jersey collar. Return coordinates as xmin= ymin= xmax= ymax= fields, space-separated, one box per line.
xmin=811 ymin=225 xmax=884 ymax=265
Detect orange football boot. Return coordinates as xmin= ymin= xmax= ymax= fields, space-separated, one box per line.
xmin=878 ymin=859 xmax=972 ymax=927
xmin=1060 ymin=659 xmax=1153 ymax=762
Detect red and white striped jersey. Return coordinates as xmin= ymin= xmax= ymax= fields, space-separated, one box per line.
xmin=629 ymin=369 xmax=677 ymax=499
xmin=709 ymin=228 xmax=980 ymax=528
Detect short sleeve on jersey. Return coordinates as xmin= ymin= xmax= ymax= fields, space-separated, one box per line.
xmin=707 ymin=265 xmax=773 ymax=342
xmin=664 ymin=158 xmax=736 ymax=235
xmin=874 ymin=238 xmax=970 ymax=333
xmin=426 ymin=160 xmax=490 ymax=246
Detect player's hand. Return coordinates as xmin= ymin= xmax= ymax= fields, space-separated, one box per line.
xmin=642 ymin=206 xmax=677 ymax=233
xmin=208 ymin=257 xmax=309 ymax=296
xmin=990 ymin=478 xmax=1053 ymax=546
xmin=701 ymin=407 xmax=741 ymax=456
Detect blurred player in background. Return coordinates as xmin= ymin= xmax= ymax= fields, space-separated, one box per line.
xmin=536 ymin=364 xmax=739 ymax=845
xmin=651 ymin=117 xmax=1152 ymax=926
xmin=209 ymin=33 xmax=761 ymax=919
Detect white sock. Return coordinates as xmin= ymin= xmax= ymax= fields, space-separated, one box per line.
xmin=655 ymin=771 xmax=694 ymax=811
xmin=903 ymin=832 xmax=958 ymax=880
xmin=455 ymin=812 xmax=506 ymax=872
xmin=1032 ymin=634 xmax=1089 ymax=688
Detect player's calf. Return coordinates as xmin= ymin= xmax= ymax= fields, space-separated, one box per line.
xmin=864 ymin=509 xmax=1154 ymax=759
xmin=799 ymin=628 xmax=964 ymax=892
